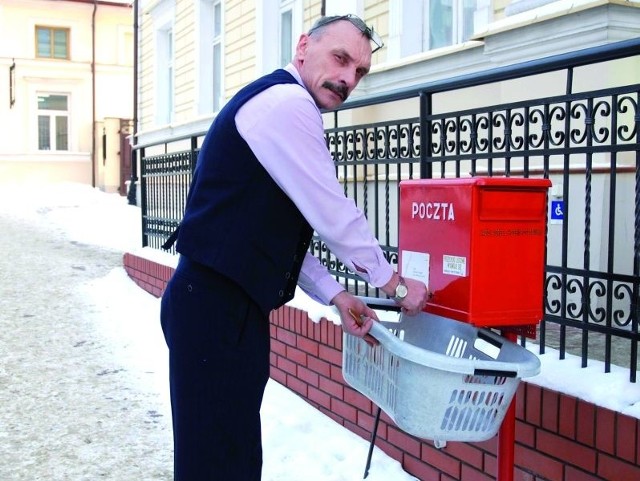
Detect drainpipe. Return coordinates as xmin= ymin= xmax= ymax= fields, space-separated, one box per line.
xmin=91 ymin=0 xmax=97 ymax=187
xmin=127 ymin=0 xmax=138 ymax=205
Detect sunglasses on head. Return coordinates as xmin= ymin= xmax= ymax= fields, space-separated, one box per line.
xmin=308 ymin=14 xmax=384 ymax=54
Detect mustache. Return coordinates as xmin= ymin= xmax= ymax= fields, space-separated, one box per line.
xmin=322 ymin=81 xmax=348 ymax=101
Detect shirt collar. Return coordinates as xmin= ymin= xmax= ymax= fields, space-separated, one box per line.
xmin=284 ymin=63 xmax=305 ymax=89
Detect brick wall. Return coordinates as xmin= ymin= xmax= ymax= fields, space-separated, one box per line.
xmin=123 ymin=252 xmax=640 ymax=481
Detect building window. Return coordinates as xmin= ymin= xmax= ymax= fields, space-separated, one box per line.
xmin=37 ymin=94 xmax=69 ymax=151
xmin=157 ymin=27 xmax=174 ymax=124
xmin=256 ymin=0 xmax=301 ymax=74
xmin=426 ymin=0 xmax=476 ymax=50
xmin=212 ymin=0 xmax=223 ymax=112
xmin=196 ymin=0 xmax=224 ymax=114
xmin=36 ymin=26 xmax=70 ymax=59
xmin=280 ymin=1 xmax=294 ymax=66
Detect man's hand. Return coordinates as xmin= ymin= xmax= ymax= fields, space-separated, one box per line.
xmin=330 ymin=291 xmax=378 ymax=338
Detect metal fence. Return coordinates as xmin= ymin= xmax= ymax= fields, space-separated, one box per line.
xmin=135 ymin=38 xmax=640 ymax=381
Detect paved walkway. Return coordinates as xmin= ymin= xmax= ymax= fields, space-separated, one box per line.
xmin=0 ymin=212 xmax=173 ymax=480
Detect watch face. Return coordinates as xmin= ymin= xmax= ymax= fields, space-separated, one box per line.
xmin=396 ymin=284 xmax=408 ymax=299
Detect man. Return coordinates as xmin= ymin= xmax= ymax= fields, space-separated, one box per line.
xmin=160 ymin=14 xmax=429 ymax=480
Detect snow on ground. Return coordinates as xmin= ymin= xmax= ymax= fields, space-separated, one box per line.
xmin=0 ymin=182 xmax=417 ymax=481
xmin=2 ymin=181 xmax=638 ymax=481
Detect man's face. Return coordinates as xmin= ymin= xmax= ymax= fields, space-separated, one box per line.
xmin=295 ymin=20 xmax=373 ymax=110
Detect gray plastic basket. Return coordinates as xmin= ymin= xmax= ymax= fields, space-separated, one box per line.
xmin=342 ymin=312 xmax=541 ymax=443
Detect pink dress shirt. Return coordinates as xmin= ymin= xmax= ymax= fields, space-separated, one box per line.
xmin=235 ymin=64 xmax=394 ymax=305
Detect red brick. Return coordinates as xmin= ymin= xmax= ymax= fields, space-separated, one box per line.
xmin=330 ymin=364 xmax=343 ymax=382
xmin=516 ymin=383 xmax=526 ymax=419
xmin=319 ymin=376 xmax=343 ymax=399
xmin=483 ymin=451 xmax=496 ymax=479
xmin=558 ymin=395 xmax=577 ymax=438
xmin=320 ymin=406 xmax=342 ymax=425
xmin=357 ymin=410 xmax=376 ymax=433
xmin=277 ymin=307 xmax=289 ymax=326
xmin=285 ymin=345 xmax=307 ymax=366
xmin=344 ymin=386 xmax=372 ymax=413
xmin=319 ymin=344 xmax=342 ymax=366
xmin=403 ymin=454 xmax=441 ymax=481
xmin=300 ymin=312 xmax=308 ymax=337
xmin=297 ymin=337 xmax=319 ymax=356
xmin=269 ymin=308 xmax=282 ymax=327
xmin=514 ymin=467 xmax=536 ymax=481
xmin=376 ymin=438 xmax=403 ymax=464
xmin=334 ymin=326 xmax=343 ymax=349
xmin=564 ymin=465 xmax=606 ymax=481
xmin=442 ymin=441 xmax=484 ymax=469
xmin=269 ymin=367 xmax=286 ymax=385
xmin=516 ymin=419 xmax=536 ymax=447
xmin=421 ymin=444 xmax=461 ymax=479
xmin=525 ymin=384 xmax=542 ymax=425
xmin=307 ymin=356 xmax=330 ymax=377
xmin=312 ymin=321 xmax=321 ymax=340
xmin=276 ymin=356 xmax=296 ymax=376
xmin=343 ymin=420 xmax=370 ymax=442
xmin=595 ymin=408 xmax=615 ymax=454
xmin=331 ymin=398 xmax=357 ymax=424
xmin=475 ymin=435 xmax=498 ymax=456
xmin=515 ymin=444 xmax=564 ymax=481
xmin=541 ymin=388 xmax=560 ymax=431
xmin=276 ymin=326 xmax=296 ymax=347
xmin=294 ymin=310 xmax=303 ymax=334
xmin=297 ymin=366 xmax=319 ymax=387
xmin=387 ymin=426 xmax=421 ymax=458
xmin=460 ymin=463 xmax=495 ymax=481
xmin=637 ymin=421 xmax=640 ymax=464
xmin=307 ymin=385 xmax=331 ymax=410
xmin=576 ymin=401 xmax=596 ymax=446
xmin=615 ymin=414 xmax=637 ymax=463
xmin=320 ymin=319 xmax=329 ymax=345
xmin=286 ymin=376 xmax=307 ymax=398
xmin=597 ymin=453 xmax=640 ymax=481
xmin=536 ymin=430 xmax=596 ymax=472
xmin=271 ymin=339 xmax=286 ymax=357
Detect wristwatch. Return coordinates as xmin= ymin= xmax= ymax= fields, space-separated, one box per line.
xmin=393 ymin=276 xmax=408 ymax=301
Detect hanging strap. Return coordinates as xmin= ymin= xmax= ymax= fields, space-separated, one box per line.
xmin=161 ymin=225 xmax=180 ymax=251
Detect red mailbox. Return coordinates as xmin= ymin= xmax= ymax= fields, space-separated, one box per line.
xmin=399 ymin=177 xmax=551 ymax=330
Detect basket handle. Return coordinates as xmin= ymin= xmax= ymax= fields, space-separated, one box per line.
xmin=368 ymin=322 xmax=538 ymax=377
xmin=473 ymin=368 xmax=518 ymax=378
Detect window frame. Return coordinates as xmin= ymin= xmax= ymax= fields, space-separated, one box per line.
xmin=424 ymin=0 xmax=477 ymax=51
xmin=279 ymin=0 xmax=295 ymax=67
xmin=151 ymin=0 xmax=176 ymax=126
xmin=36 ymin=93 xmax=70 ymax=152
xmin=35 ymin=26 xmax=70 ymax=60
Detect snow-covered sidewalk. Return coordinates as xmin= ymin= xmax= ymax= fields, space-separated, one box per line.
xmin=0 ymin=183 xmax=417 ymax=481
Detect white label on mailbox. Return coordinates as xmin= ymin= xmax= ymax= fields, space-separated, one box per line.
xmin=474 ymin=338 xmax=500 ymax=359
xmin=443 ymin=255 xmax=467 ymax=277
xmin=401 ymin=251 xmax=430 ymax=285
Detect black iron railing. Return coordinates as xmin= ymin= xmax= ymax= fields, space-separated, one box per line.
xmin=134 ymin=38 xmax=640 ymax=381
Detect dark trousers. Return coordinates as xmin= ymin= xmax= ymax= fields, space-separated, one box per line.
xmin=160 ymin=256 xmax=271 ymax=481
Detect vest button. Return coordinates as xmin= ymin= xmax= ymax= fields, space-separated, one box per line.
xmin=284 ymin=272 xmax=291 ymax=279
xmin=278 ymin=290 xmax=284 ymax=297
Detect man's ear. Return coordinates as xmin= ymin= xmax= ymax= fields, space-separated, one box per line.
xmin=295 ymin=33 xmax=310 ymax=59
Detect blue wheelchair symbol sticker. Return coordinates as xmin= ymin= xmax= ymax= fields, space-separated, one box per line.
xmin=550 ymin=200 xmax=564 ymax=223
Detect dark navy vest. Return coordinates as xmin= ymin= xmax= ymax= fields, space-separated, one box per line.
xmin=174 ymin=69 xmax=314 ymax=314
